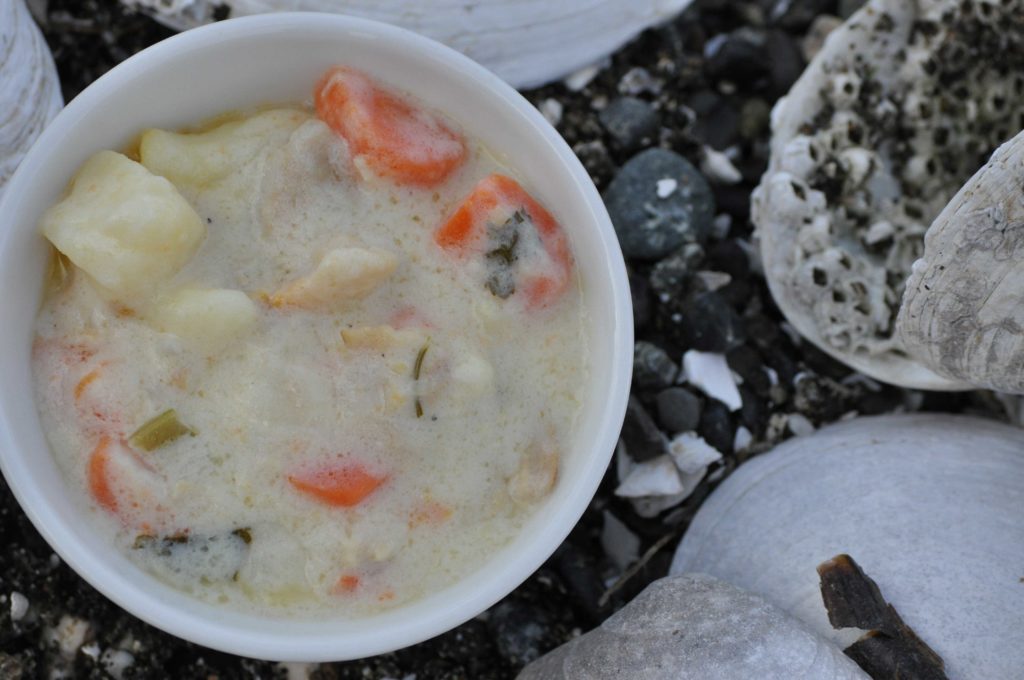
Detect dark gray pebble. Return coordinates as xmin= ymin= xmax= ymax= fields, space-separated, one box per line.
xmin=683 ymin=291 xmax=747 ymax=353
xmin=621 ymin=396 xmax=669 ymax=462
xmin=599 ymin=97 xmax=660 ymax=152
xmin=655 ymin=387 xmax=703 ymax=433
xmin=603 ymin=148 xmax=716 ymax=260
xmin=705 ymin=28 xmax=771 ymax=86
xmin=649 ymin=244 xmax=704 ymax=301
xmin=629 ymin=270 xmax=652 ymax=329
xmin=488 ymin=600 xmax=552 ymax=667
xmin=688 ymin=90 xmax=740 ymax=150
xmin=727 ymin=345 xmax=771 ymax=397
xmin=633 ymin=342 xmax=679 ymax=392
xmin=699 ymin=399 xmax=735 ymax=454
xmin=766 ymin=29 xmax=806 ymax=96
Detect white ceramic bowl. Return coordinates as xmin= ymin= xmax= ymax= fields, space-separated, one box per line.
xmin=0 ymin=13 xmax=632 ymax=662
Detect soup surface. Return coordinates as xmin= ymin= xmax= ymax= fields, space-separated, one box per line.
xmin=31 ymin=68 xmax=588 ymax=616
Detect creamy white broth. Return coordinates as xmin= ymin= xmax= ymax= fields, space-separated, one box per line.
xmin=32 ymin=75 xmax=587 ymax=616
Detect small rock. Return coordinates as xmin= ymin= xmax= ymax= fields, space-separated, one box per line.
xmin=787 ymin=412 xmax=816 ymax=437
xmin=599 ymin=97 xmax=660 ymax=152
xmin=765 ymin=29 xmax=805 ymax=95
xmin=705 ymin=28 xmax=771 ymax=85
xmin=688 ymin=91 xmax=740 ymax=150
xmin=601 ymin=511 xmax=641 ymax=572
xmin=649 ymin=244 xmax=704 ymax=301
xmin=538 ymin=98 xmax=564 ymax=127
xmin=693 ymin=270 xmax=732 ymax=292
xmin=618 ymin=66 xmax=662 ymax=96
xmin=682 ymin=291 xmax=746 ymax=353
xmin=655 ymin=387 xmax=703 ymax=433
xmin=802 ymin=14 xmax=843 ymax=61
xmin=573 ymin=140 xmax=614 ymax=185
xmin=633 ymin=342 xmax=679 ymax=392
xmin=564 ymin=62 xmax=603 ymax=91
xmin=699 ymin=399 xmax=735 ymax=455
xmin=727 ymin=346 xmax=771 ymax=397
xmin=9 ymin=593 xmax=27 ymax=622
xmin=488 ymin=599 xmax=551 ymax=667
xmin=629 ymin=270 xmax=652 ymax=328
xmin=603 ymin=149 xmax=716 ymax=259
xmin=621 ymin=396 xmax=669 ymax=462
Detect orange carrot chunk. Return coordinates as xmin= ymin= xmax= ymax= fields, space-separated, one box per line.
xmin=315 ymin=67 xmax=467 ymax=187
xmin=88 ymin=437 xmax=119 ymax=514
xmin=435 ymin=174 xmax=573 ymax=309
xmin=332 ymin=574 xmax=360 ymax=595
xmin=288 ymin=463 xmax=386 ymax=507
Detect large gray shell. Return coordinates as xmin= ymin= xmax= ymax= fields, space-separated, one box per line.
xmin=122 ymin=0 xmax=694 ymax=90
xmin=1 ymin=0 xmax=63 ymax=196
xmin=517 ymin=573 xmax=867 ymax=680
xmin=671 ymin=414 xmax=1024 ymax=680
xmin=753 ymin=0 xmax=1024 ymax=389
xmin=898 ymin=131 xmax=1024 ymax=393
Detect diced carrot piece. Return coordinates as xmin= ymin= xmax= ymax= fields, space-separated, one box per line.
xmin=74 ymin=369 xmax=101 ymax=402
xmin=315 ymin=67 xmax=466 ymax=187
xmin=88 ymin=437 xmax=119 ymax=514
xmin=332 ymin=574 xmax=360 ymax=595
xmin=435 ymin=174 xmax=573 ymax=309
xmin=288 ymin=463 xmax=386 ymax=507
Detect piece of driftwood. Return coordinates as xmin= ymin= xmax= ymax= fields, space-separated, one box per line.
xmin=818 ymin=554 xmax=947 ymax=680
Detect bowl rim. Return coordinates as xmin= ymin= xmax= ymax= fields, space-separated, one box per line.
xmin=0 ymin=12 xmax=633 ymax=661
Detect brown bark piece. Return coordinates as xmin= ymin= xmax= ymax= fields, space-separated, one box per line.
xmin=817 ymin=554 xmax=948 ymax=680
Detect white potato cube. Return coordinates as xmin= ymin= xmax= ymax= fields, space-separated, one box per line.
xmin=40 ymin=151 xmax=205 ymax=299
xmin=139 ymin=109 xmax=309 ymax=187
xmin=271 ymin=247 xmax=398 ymax=310
xmin=148 ymin=288 xmax=257 ymax=353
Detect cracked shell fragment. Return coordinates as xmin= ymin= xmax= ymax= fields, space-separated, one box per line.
xmin=897 ymin=131 xmax=1024 ymax=393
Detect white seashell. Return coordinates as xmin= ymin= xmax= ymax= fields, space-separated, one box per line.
xmin=517 ymin=573 xmax=868 ymax=679
xmin=1 ymin=0 xmax=63 ymax=197
xmin=752 ymin=0 xmax=1024 ymax=389
xmin=122 ymin=0 xmax=694 ymax=89
xmin=897 ymin=130 xmax=1024 ymax=393
xmin=671 ymin=414 xmax=1024 ymax=680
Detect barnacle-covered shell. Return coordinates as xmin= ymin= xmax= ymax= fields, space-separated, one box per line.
xmin=122 ymin=0 xmax=694 ymax=89
xmin=897 ymin=131 xmax=1024 ymax=393
xmin=752 ymin=0 xmax=1024 ymax=389
xmin=1 ymin=0 xmax=63 ymax=196
xmin=671 ymin=414 xmax=1024 ymax=680
xmin=518 ymin=573 xmax=867 ymax=680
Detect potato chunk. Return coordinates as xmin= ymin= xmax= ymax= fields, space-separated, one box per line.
xmin=40 ymin=151 xmax=205 ymax=299
xmin=271 ymin=247 xmax=398 ymax=310
xmin=148 ymin=288 xmax=257 ymax=353
xmin=140 ymin=109 xmax=309 ymax=187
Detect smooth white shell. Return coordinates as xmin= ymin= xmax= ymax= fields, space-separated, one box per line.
xmin=671 ymin=414 xmax=1024 ymax=680
xmin=518 ymin=573 xmax=867 ymax=680
xmin=898 ymin=131 xmax=1024 ymax=393
xmin=122 ymin=0 xmax=693 ymax=89
xmin=753 ymin=0 xmax=1024 ymax=390
xmin=1 ymin=0 xmax=63 ymax=196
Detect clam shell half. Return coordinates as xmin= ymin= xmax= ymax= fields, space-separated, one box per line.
xmin=123 ymin=0 xmax=694 ymax=90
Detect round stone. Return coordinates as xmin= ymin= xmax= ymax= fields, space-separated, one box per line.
xmin=599 ymin=96 xmax=660 ymax=152
xmin=655 ymin=387 xmax=703 ymax=434
xmin=603 ymin=148 xmax=716 ymax=260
